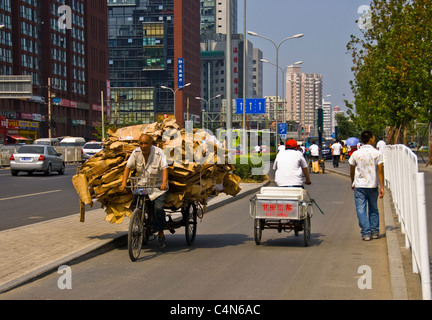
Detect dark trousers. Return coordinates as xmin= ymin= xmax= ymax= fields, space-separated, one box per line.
xmin=152 ymin=192 xmax=167 ymax=232
xmin=332 ymin=155 xmax=340 ymax=167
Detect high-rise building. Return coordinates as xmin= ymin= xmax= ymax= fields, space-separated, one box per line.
xmin=322 ymin=99 xmax=332 ymax=138
xmin=199 ymin=0 xmax=263 ymax=129
xmin=200 ymin=0 xmax=237 ymax=35
xmin=286 ymin=65 xmax=322 ymax=138
xmin=108 ymin=0 xmax=201 ymax=128
xmin=0 ymin=0 xmax=109 ymax=142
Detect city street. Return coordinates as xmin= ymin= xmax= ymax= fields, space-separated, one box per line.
xmin=0 ymin=171 xmax=394 ymax=300
xmin=0 ymin=164 xmax=84 ymax=231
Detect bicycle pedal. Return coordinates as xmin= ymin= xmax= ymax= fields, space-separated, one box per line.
xmin=169 ymin=228 xmax=176 ymax=234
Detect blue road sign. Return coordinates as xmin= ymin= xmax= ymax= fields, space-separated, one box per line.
xmin=235 ymin=98 xmax=266 ymax=114
xmin=278 ymin=122 xmax=287 ymax=135
xmin=177 ymin=58 xmax=184 ymax=87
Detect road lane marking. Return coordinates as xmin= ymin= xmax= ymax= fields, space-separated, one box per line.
xmin=0 ymin=190 xmax=62 ymax=201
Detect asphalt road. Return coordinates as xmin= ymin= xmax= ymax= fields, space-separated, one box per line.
xmin=0 ymin=171 xmax=393 ymax=300
xmin=0 ymin=164 xmax=84 ymax=231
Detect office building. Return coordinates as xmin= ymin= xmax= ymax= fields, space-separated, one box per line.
xmin=322 ymin=99 xmax=332 ymax=138
xmin=286 ymin=65 xmax=322 ymax=138
xmin=200 ymin=0 xmax=237 ymax=35
xmin=0 ymin=0 xmax=109 ymax=142
xmin=108 ymin=0 xmax=201 ymax=127
xmin=199 ymin=0 xmax=263 ymax=129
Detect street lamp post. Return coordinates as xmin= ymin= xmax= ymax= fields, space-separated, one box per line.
xmin=248 ymin=31 xmax=303 ymax=146
xmin=195 ymin=94 xmax=221 ymax=129
xmin=161 ymin=82 xmax=191 ymax=124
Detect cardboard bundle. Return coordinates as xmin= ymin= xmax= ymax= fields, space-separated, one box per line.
xmin=73 ymin=119 xmax=241 ymax=224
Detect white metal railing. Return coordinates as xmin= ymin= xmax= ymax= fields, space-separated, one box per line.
xmin=0 ymin=146 xmax=82 ymax=166
xmin=384 ymin=144 xmax=431 ymax=300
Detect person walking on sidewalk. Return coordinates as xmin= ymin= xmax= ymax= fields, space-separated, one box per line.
xmin=331 ymin=139 xmax=342 ymax=168
xmin=349 ymin=130 xmax=384 ymax=241
xmin=120 ymin=134 xmax=169 ymax=248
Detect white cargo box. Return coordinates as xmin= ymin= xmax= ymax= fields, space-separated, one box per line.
xmin=256 ymin=187 xmax=306 ymax=201
xmin=250 ymin=187 xmax=308 ymax=220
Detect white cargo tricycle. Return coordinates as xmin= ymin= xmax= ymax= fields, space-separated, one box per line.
xmin=249 ymin=187 xmax=322 ymax=246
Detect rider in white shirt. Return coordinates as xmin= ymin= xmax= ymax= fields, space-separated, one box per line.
xmin=273 ymin=139 xmax=311 ymax=187
xmin=309 ymin=142 xmax=319 ymax=160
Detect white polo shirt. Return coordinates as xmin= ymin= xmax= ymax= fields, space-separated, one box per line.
xmin=349 ymin=145 xmax=384 ymax=188
xmin=126 ymin=145 xmax=169 ymax=199
xmin=331 ymin=142 xmax=342 ymax=156
xmin=309 ymin=144 xmax=319 ymax=156
xmin=273 ymin=149 xmax=308 ymax=186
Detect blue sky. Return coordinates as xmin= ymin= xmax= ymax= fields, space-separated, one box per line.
xmin=238 ymin=0 xmax=372 ymax=112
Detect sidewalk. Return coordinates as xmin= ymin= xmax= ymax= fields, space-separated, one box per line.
xmin=0 ymin=180 xmax=269 ymax=294
xmin=326 ymin=160 xmax=428 ymax=299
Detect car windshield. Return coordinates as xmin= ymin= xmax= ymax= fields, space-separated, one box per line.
xmin=84 ymin=143 xmax=102 ymax=149
xmin=18 ymin=145 xmax=45 ymax=154
xmin=34 ymin=141 xmax=50 ymax=145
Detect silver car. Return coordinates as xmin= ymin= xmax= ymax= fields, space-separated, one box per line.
xmin=10 ymin=145 xmax=65 ymax=176
xmin=81 ymin=141 xmax=103 ymax=163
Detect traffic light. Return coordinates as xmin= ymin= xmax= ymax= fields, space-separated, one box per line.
xmin=301 ymin=126 xmax=304 ymax=133
xmin=317 ymin=108 xmax=323 ymax=133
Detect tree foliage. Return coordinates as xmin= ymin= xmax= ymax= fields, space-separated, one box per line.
xmin=347 ymin=0 xmax=432 ymax=149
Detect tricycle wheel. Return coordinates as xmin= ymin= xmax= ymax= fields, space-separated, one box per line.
xmin=254 ymin=219 xmax=263 ymax=245
xmin=128 ymin=208 xmax=144 ymax=261
xmin=303 ymin=215 xmax=311 ymax=247
xmin=185 ymin=202 xmax=197 ymax=245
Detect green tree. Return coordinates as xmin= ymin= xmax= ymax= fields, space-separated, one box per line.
xmin=347 ymin=0 xmax=432 ymax=154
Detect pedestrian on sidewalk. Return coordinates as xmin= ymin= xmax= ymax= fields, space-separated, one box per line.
xmin=340 ymin=142 xmax=347 ymax=163
xmin=349 ymin=130 xmax=384 ymax=241
xmin=331 ymin=139 xmax=342 ymax=168
xmin=376 ymin=136 xmax=386 ymax=152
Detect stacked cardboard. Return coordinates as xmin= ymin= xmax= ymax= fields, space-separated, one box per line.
xmin=72 ymin=119 xmax=241 ymax=224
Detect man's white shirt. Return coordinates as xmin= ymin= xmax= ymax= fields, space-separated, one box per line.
xmin=273 ymin=149 xmax=307 ymax=186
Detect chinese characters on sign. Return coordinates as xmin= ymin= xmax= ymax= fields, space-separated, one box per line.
xmin=177 ymin=58 xmax=184 ymax=87
xmin=256 ymin=200 xmax=298 ymax=219
xmin=233 ymin=46 xmax=239 ymax=97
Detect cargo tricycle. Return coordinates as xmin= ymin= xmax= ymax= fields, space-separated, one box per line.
xmin=249 ymin=186 xmax=314 ymax=246
xmin=127 ymin=177 xmax=201 ymax=261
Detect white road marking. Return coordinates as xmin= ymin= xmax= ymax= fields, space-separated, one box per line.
xmin=0 ymin=190 xmax=62 ymax=201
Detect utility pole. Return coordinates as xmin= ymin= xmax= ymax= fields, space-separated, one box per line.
xmin=226 ymin=0 xmax=232 ymax=152
xmin=101 ymin=91 xmax=104 ymax=140
xmin=242 ymin=0 xmax=247 ymax=155
xmin=48 ymin=77 xmax=52 ymax=138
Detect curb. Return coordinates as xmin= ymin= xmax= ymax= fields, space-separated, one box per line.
xmin=326 ymin=168 xmax=408 ymax=300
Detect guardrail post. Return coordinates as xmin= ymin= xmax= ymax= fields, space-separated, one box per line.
xmin=416 ymin=172 xmax=431 ymax=300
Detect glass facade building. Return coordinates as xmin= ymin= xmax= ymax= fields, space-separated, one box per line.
xmin=108 ymin=0 xmax=201 ymax=127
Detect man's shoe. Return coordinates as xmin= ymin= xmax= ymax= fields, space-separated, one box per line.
xmin=372 ymin=232 xmax=379 ymax=239
xmin=362 ymin=234 xmax=371 ymax=241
